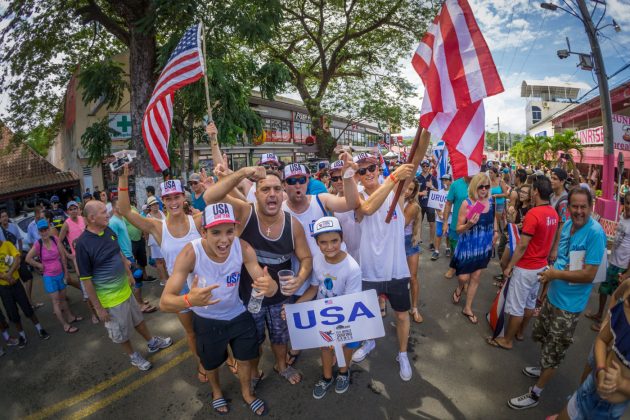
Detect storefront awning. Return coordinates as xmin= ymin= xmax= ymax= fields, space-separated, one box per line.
xmin=574 ymin=147 xmax=630 ymax=168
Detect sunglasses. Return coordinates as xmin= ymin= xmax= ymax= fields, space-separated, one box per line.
xmin=477 ymin=184 xmax=491 ymax=190
xmin=357 ymin=164 xmax=378 ymax=176
xmin=262 ymin=164 xmax=278 ymax=170
xmin=330 ymin=176 xmax=342 ymax=182
xmin=188 ymin=181 xmax=199 ymax=185
xmin=286 ymin=177 xmax=307 ymax=185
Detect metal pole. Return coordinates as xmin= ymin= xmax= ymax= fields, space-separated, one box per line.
xmin=575 ymin=0 xmax=615 ymax=218
xmin=616 ymin=152 xmax=624 ymax=222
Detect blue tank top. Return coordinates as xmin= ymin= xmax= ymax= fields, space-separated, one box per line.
xmin=610 ymin=301 xmax=630 ymax=368
xmin=491 ymin=185 xmax=505 ymax=206
xmin=191 ymin=192 xmax=206 ymax=212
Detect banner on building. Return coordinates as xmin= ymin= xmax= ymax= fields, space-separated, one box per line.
xmin=285 ymin=290 xmax=384 ymax=367
xmin=575 ymin=114 xmax=630 ymax=151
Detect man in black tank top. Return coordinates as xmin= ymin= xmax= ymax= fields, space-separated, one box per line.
xmin=204 ymin=167 xmax=312 ymax=386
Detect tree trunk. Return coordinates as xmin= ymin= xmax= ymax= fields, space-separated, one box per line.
xmin=187 ymin=112 xmax=194 ymax=174
xmin=128 ymin=25 xmax=161 ymax=205
xmin=305 ymin=101 xmax=335 ymax=159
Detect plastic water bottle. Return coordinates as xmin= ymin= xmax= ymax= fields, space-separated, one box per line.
xmin=247 ymin=288 xmax=263 ymax=314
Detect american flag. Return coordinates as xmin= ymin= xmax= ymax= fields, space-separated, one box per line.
xmin=143 ymin=24 xmax=205 ymax=172
xmin=412 ymin=0 xmax=503 ymax=178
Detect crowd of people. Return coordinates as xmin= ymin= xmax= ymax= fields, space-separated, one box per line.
xmin=1 ymin=123 xmax=630 ymax=418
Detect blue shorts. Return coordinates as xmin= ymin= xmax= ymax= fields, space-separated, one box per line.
xmin=404 ymin=234 xmax=421 ymax=257
xmin=345 ymin=341 xmax=361 ymax=349
xmin=436 ymin=221 xmax=444 ymax=237
xmin=43 ymin=272 xmax=66 ymax=294
xmin=568 ymin=372 xmax=629 ymax=419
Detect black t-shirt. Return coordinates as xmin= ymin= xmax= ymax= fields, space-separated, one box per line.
xmin=416 ymin=172 xmax=438 ymax=207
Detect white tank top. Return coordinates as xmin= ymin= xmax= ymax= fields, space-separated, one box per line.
xmin=404 ymin=222 xmax=413 ymax=236
xmin=146 ymin=210 xmax=165 ymax=248
xmin=160 ymin=215 xmax=201 ymax=275
xmin=246 ymin=184 xmax=256 ymax=203
xmin=188 ymin=238 xmax=245 ymax=320
xmin=359 ymin=191 xmax=410 ymax=282
xmin=335 ymin=209 xmax=361 ymax=263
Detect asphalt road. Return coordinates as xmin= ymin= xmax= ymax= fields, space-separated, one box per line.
xmin=1 ymin=228 xmax=627 ymax=420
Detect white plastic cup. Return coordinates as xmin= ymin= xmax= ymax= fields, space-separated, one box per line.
xmin=278 ymin=269 xmax=295 ymax=296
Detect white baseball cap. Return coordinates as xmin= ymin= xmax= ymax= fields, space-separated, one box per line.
xmin=329 ymin=160 xmax=344 ymax=172
xmin=202 ymin=203 xmax=239 ymax=228
xmin=160 ymin=179 xmax=184 ymax=197
xmin=353 ymin=152 xmax=377 ymax=164
xmin=283 ymin=163 xmax=308 ymax=179
xmin=312 ymin=216 xmax=342 ymax=237
xmin=259 ymin=153 xmax=280 ymax=165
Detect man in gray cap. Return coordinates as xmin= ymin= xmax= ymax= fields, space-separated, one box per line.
xmin=188 ymin=173 xmax=206 ymax=212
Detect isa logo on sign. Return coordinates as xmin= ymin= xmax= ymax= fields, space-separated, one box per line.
xmin=285 ymin=290 xmax=385 ymax=350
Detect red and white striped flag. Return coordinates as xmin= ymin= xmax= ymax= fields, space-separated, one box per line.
xmin=412 ymin=0 xmax=503 ymax=178
xmin=143 ymin=24 xmax=204 ymax=172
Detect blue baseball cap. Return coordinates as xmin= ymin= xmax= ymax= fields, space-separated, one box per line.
xmin=50 ymin=195 xmax=60 ymax=203
xmin=36 ymin=219 xmax=49 ymax=230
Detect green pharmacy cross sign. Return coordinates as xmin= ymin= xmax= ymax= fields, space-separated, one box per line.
xmin=109 ymin=113 xmax=132 ymax=140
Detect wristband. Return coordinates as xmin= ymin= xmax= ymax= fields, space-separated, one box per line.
xmin=183 ymin=294 xmax=192 ymax=307
xmin=343 ymin=168 xmax=355 ymax=179
xmin=119 ymin=187 xmax=129 ymax=191
xmin=389 ymin=173 xmax=398 ymax=183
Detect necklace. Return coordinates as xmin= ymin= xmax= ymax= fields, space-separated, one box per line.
xmin=260 ymin=214 xmax=282 ymax=237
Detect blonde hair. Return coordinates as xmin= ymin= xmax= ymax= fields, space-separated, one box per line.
xmin=468 ymin=172 xmax=491 ymax=201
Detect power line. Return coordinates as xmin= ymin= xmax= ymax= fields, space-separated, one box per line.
xmin=498 ymin=8 xmax=515 ymax=70
xmin=515 ymin=12 xmax=547 ymax=78
xmin=505 ymin=0 xmax=532 ymax=76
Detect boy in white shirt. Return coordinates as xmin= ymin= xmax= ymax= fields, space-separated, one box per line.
xmin=431 ymin=174 xmax=453 ymax=261
xmin=291 ymin=216 xmax=362 ymax=399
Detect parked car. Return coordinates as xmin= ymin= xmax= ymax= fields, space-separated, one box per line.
xmin=11 ymin=212 xmax=35 ymax=251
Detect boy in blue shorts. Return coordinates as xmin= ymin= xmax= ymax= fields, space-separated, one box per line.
xmin=432 ymin=174 xmax=452 ymax=261
xmin=289 ymin=216 xmax=362 ymax=399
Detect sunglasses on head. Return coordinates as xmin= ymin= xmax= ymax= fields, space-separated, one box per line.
xmin=330 ymin=176 xmax=342 ymax=182
xmin=477 ymin=184 xmax=491 ymax=190
xmin=357 ymin=164 xmax=378 ymax=176
xmin=286 ymin=177 xmax=307 ymax=185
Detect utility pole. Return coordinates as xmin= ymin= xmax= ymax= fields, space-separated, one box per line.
xmin=576 ymin=0 xmax=615 ymax=219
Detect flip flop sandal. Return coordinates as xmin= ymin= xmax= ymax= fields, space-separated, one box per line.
xmin=452 ymin=287 xmax=462 ymax=304
xmin=461 ymin=311 xmax=478 ymax=324
xmin=515 ymin=335 xmax=525 ymax=341
xmin=197 ymin=369 xmax=209 ymax=383
xmin=250 ymin=371 xmax=264 ymax=391
xmin=410 ymin=308 xmax=423 ymax=323
xmin=211 ymin=398 xmax=229 ymax=415
xmin=69 ymin=316 xmax=84 ymax=323
xmin=485 ymin=336 xmax=510 ymax=350
xmin=226 ymin=360 xmax=238 ymax=375
xmin=64 ymin=325 xmax=79 ymax=334
xmin=584 ymin=312 xmax=602 ymax=322
xmin=286 ymin=351 xmax=300 ymax=366
xmin=141 ymin=304 xmax=157 ymax=313
xmin=248 ymin=398 xmax=268 ymax=416
xmin=591 ymin=323 xmax=602 ymax=332
xmin=274 ymin=365 xmax=302 ymax=385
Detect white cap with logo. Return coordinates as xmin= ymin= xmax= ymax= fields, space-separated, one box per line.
xmin=353 ymin=152 xmax=376 ymax=164
xmin=312 ymin=216 xmax=343 ymax=237
xmin=329 ymin=160 xmax=344 ymax=172
xmin=283 ymin=163 xmax=308 ymax=179
xmin=260 ymin=153 xmax=280 ymax=165
xmin=203 ymin=203 xmax=239 ymax=228
xmin=160 ymin=179 xmax=184 ymax=197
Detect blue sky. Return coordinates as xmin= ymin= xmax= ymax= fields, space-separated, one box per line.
xmin=401 ymin=0 xmax=630 ymax=136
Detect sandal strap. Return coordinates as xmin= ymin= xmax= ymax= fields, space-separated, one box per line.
xmin=278 ymin=365 xmax=300 ymax=380
xmin=250 ymin=398 xmax=265 ymax=412
xmin=212 ymin=398 xmax=228 ymax=409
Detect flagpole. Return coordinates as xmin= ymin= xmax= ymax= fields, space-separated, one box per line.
xmin=201 ymin=24 xmax=213 ymax=123
xmin=385 ymin=125 xmax=431 ymax=223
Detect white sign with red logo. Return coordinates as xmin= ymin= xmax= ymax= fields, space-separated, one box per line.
xmin=285 ymin=290 xmax=384 ymax=367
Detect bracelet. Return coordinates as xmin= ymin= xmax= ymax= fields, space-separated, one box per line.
xmin=343 ymin=168 xmax=355 ymax=179
xmin=389 ymin=173 xmax=398 ymax=183
xmin=119 ymin=187 xmax=129 ymax=191
xmin=183 ymin=294 xmax=192 ymax=307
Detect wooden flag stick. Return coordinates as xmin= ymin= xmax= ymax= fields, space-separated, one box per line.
xmin=385 ymin=125 xmax=431 ymax=223
xmin=201 ymin=24 xmax=214 ymax=123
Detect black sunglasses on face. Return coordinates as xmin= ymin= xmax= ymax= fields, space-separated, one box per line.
xmin=357 ymin=164 xmax=378 ymax=176
xmin=262 ymin=164 xmax=278 ymax=170
xmin=286 ymin=177 xmax=307 ymax=185
xmin=189 ymin=181 xmax=199 ymax=185
xmin=477 ymin=184 xmax=491 ymax=190
xmin=330 ymin=176 xmax=342 ymax=182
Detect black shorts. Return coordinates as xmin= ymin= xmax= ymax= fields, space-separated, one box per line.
xmin=193 ymin=311 xmax=259 ymax=370
xmin=421 ymin=206 xmax=436 ymax=223
xmin=0 ymin=282 xmax=34 ymax=323
xmin=362 ymin=278 xmax=411 ymax=312
xmin=131 ymin=239 xmax=147 ymax=268
xmin=19 ymin=252 xmax=33 ymax=282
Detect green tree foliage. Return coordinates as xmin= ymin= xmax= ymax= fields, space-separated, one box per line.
xmin=80 ymin=116 xmax=116 ymax=166
xmin=265 ymin=0 xmax=433 ymax=158
xmin=509 ymin=130 xmax=582 ymax=167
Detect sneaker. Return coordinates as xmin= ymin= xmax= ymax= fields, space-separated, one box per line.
xmin=147 ymin=336 xmax=173 ymax=353
xmin=5 ymin=337 xmax=19 ymax=347
xmin=397 ymin=353 xmax=412 ymax=381
xmin=130 ymin=352 xmax=152 ymax=371
xmin=351 ymin=339 xmax=375 ymax=363
xmin=429 ymin=243 xmax=435 ymax=251
xmin=159 ymin=281 xmax=166 ymax=287
xmin=445 ymin=248 xmax=451 ymax=257
xmin=335 ymin=373 xmax=350 ymax=394
xmin=18 ymin=336 xmax=27 ymax=349
xmin=38 ymin=329 xmax=50 ymax=340
xmin=522 ymin=366 xmax=541 ymax=378
xmin=312 ymin=377 xmax=334 ymax=399
xmin=508 ymin=387 xmax=540 ymax=410
xmin=430 ymin=251 xmax=440 ymax=261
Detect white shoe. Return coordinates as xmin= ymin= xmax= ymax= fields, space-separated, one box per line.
xmin=351 ymin=340 xmax=375 ymax=362
xmin=397 ymin=353 xmax=412 ymax=381
xmin=130 ymin=352 xmax=152 ymax=371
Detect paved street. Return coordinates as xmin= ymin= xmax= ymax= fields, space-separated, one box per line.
xmin=0 ymin=233 xmax=613 ymax=419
